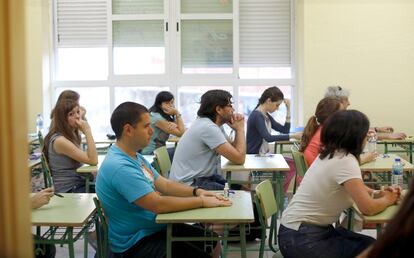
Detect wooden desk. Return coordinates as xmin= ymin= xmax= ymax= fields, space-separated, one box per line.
xmin=156 ymin=191 xmax=254 ymax=258
xmin=28 ymin=157 xmax=41 ymax=169
xmin=274 ymin=139 xmax=300 ymax=154
xmin=32 ymin=193 xmax=96 ymax=258
xmin=360 ymin=154 xmax=414 ymax=186
xmin=221 ymin=154 xmax=289 ymax=214
xmin=360 ymin=154 xmax=414 ymax=172
xmin=350 ymin=204 xmax=398 ymax=235
xmin=378 ymin=137 xmax=414 ymax=163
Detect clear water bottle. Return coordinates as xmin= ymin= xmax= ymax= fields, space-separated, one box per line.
xmin=391 ymin=158 xmax=404 ymax=189
xmin=223 ymin=182 xmax=230 ymax=199
xmin=36 ymin=114 xmax=44 ymax=134
xmin=367 ymin=134 xmax=377 ymax=152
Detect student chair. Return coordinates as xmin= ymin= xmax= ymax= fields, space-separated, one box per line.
xmin=254 ymin=180 xmax=280 ymax=258
xmin=93 ymin=197 xmax=110 ymax=258
xmin=291 ymin=147 xmax=308 ymax=194
xmin=153 ymin=146 xmax=172 ymax=177
xmin=40 ymin=152 xmax=54 ymax=188
xmin=38 ymin=131 xmax=44 ymax=148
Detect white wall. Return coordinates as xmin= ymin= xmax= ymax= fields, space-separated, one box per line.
xmin=25 ymin=0 xmax=414 ymax=135
xmin=297 ymin=0 xmax=414 ymax=135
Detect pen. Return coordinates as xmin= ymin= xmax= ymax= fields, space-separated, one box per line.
xmin=54 ymin=192 xmax=64 ymax=198
xmin=41 ymin=188 xmax=64 ymax=198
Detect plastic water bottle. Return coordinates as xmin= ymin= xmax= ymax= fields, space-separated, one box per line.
xmin=367 ymin=134 xmax=377 ymax=153
xmin=223 ymin=182 xmax=230 ymax=199
xmin=36 ymin=114 xmax=44 ymax=134
xmin=391 ymin=158 xmax=404 ymax=189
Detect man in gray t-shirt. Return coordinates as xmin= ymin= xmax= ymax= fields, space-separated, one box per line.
xmin=169 ymin=90 xmax=246 ymax=189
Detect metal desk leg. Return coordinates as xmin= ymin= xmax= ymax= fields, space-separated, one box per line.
xmin=376 ymin=224 xmax=382 ymax=236
xmin=166 ymin=224 xmax=172 ymax=258
xmin=347 ymin=208 xmax=354 ymax=230
xmin=384 ymin=143 xmax=389 ymax=155
xmin=409 ymin=142 xmax=413 ymax=164
xmin=84 ymin=228 xmax=88 ymax=258
xmin=240 ymin=224 xmax=247 ymax=258
xmin=68 ymin=227 xmax=75 ymax=258
xmin=222 ymin=224 xmax=229 ymax=258
xmin=85 ymin=177 xmax=90 ymax=193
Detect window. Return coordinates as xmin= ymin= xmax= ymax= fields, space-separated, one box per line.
xmin=51 ymin=0 xmax=296 ymax=135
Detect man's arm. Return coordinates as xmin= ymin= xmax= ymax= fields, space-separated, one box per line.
xmin=134 ymin=176 xmax=231 ymax=214
xmin=215 ymin=114 xmax=246 ymax=164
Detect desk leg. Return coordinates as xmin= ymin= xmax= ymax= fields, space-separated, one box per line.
xmin=409 ymin=142 xmax=413 ymax=164
xmin=240 ymin=224 xmax=247 ymax=258
xmin=85 ymin=177 xmax=90 ymax=193
xmin=384 ymin=143 xmax=389 ymax=155
xmin=347 ymin=208 xmax=354 ymax=230
xmin=376 ymin=224 xmax=382 ymax=236
xmin=84 ymin=228 xmax=88 ymax=258
xmin=167 ymin=224 xmax=172 ymax=258
xmin=222 ymin=224 xmax=228 ymax=258
xmin=68 ymin=227 xmax=75 ymax=258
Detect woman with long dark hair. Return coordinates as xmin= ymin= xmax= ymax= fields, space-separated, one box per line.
xmin=278 ymin=110 xmax=399 ymax=258
xmin=142 ymin=91 xmax=185 ymax=155
xmin=246 ymin=86 xmax=301 ymax=154
xmin=43 ymin=99 xmax=97 ymax=193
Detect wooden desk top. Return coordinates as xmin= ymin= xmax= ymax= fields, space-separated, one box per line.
xmin=76 ymin=155 xmax=105 ymax=173
xmin=28 ymin=158 xmax=41 ymax=169
xmin=221 ymin=154 xmax=290 ymax=172
xmin=360 ymin=154 xmax=414 ymax=172
xmin=378 ymin=137 xmax=414 ymax=144
xmin=156 ymin=191 xmax=254 ymax=224
xmin=81 ymin=136 xmax=116 ymax=145
xmin=352 ymin=204 xmax=398 ymax=224
xmin=31 ymin=193 xmax=96 ymax=227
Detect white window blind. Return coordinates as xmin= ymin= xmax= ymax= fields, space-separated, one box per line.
xmin=56 ymin=0 xmax=107 ymax=47
xmin=112 ymin=0 xmax=163 ymax=15
xmin=239 ymin=0 xmax=291 ymax=66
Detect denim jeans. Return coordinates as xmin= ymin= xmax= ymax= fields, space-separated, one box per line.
xmin=278 ymin=224 xmax=375 ymax=258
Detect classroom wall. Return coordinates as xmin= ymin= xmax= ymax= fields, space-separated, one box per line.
xmin=297 ymin=0 xmax=414 ymax=135
xmin=25 ymin=0 xmax=50 ymax=133
xmin=24 ymin=0 xmax=414 ymax=135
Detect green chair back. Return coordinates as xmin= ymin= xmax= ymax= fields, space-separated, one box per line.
xmin=153 ymin=146 xmax=171 ymax=177
xmin=93 ymin=197 xmax=109 ymax=258
xmin=291 ymin=148 xmax=308 ymax=194
xmin=40 ymin=152 xmax=54 ymax=188
xmin=38 ymin=131 xmax=44 ymax=148
xmin=254 ymin=180 xmax=279 ymax=258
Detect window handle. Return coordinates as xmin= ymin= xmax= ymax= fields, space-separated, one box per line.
xmin=176 ymin=22 xmax=179 ymax=32
xmin=166 ymin=22 xmax=168 ymax=32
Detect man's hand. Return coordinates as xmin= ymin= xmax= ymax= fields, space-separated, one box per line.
xmin=227 ymin=113 xmax=244 ymax=131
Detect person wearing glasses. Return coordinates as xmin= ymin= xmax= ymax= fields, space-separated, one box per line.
xmin=169 ymin=89 xmax=246 ymax=190
xmin=325 ymin=86 xmax=406 ymax=140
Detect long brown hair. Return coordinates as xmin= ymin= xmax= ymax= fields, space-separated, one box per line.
xmin=366 ymin=178 xmax=414 ymax=258
xmin=50 ymin=90 xmax=80 ymax=119
xmin=43 ymin=99 xmax=81 ymax=161
xmin=300 ymin=97 xmax=342 ymax=152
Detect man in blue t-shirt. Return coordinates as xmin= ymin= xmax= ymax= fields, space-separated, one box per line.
xmin=96 ymin=102 xmax=231 ymax=258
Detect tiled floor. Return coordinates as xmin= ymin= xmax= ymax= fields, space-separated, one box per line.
xmin=54 ymin=229 xmax=377 ymax=258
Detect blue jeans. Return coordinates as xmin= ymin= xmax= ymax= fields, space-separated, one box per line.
xmin=192 ymin=174 xmax=242 ymax=190
xmin=278 ymin=224 xmax=374 ymax=258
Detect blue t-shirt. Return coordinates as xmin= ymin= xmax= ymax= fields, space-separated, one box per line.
xmin=96 ymin=144 xmax=165 ymax=253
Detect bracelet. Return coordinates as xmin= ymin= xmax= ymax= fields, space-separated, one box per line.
xmin=192 ymin=186 xmax=201 ymax=196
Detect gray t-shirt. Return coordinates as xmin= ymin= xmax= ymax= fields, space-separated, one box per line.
xmin=281 ymin=151 xmax=362 ymax=230
xmin=169 ymin=117 xmax=227 ymax=185
xmin=48 ymin=133 xmax=87 ymax=192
